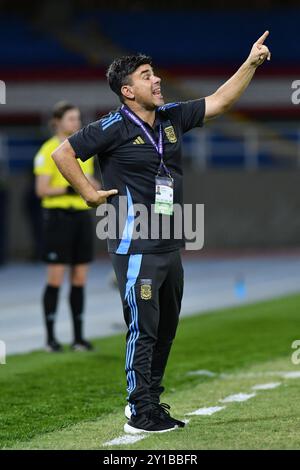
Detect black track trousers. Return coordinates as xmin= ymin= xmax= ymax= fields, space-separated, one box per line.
xmin=110 ymin=249 xmax=184 ymax=416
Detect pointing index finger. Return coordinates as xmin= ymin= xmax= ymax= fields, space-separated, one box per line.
xmin=256 ymin=30 xmax=269 ymax=45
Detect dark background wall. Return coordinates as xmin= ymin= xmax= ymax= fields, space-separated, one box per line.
xmin=185 ymin=169 xmax=300 ymax=248
xmin=6 ymin=169 xmax=300 ymax=260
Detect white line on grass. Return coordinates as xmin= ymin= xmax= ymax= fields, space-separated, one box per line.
xmin=220 ymin=371 xmax=300 ymax=380
xmin=103 ymin=435 xmax=146 ymax=446
xmin=220 ymin=393 xmax=256 ymax=403
xmin=188 ymin=370 xmax=300 ymax=380
xmin=186 ymin=406 xmax=225 ymax=416
xmin=280 ymin=371 xmax=300 ymax=379
xmin=186 ymin=370 xmax=217 ymax=377
xmin=252 ymin=382 xmax=281 ymax=391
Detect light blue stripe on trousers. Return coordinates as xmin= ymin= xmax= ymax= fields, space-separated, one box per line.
xmin=124 ymin=254 xmax=142 ymax=415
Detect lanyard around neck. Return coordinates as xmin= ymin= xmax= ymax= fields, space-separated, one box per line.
xmin=121 ymin=105 xmax=171 ymax=177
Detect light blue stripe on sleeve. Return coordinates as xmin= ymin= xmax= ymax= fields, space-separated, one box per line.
xmin=101 ymin=113 xmax=123 ymax=130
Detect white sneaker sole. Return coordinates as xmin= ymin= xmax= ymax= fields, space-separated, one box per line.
xmin=124 ymin=423 xmax=178 ymax=434
xmin=125 ymin=405 xmax=131 ymax=420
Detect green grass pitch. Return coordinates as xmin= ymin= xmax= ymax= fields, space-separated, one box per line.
xmin=1 ymin=293 xmax=300 ymax=450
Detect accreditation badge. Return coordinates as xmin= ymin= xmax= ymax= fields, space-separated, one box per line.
xmin=154 ymin=176 xmax=174 ymax=216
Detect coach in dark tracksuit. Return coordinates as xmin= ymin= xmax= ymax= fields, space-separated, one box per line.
xmin=66 ymin=97 xmax=197 ymax=432
xmin=52 ymin=33 xmax=271 ymax=433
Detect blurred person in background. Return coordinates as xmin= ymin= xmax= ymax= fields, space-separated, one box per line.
xmin=34 ymin=101 xmax=100 ymax=352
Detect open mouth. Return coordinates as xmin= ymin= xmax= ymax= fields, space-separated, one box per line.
xmin=152 ymin=88 xmax=163 ymax=98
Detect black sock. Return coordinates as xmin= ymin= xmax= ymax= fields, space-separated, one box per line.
xmin=69 ymin=285 xmax=84 ymax=343
xmin=43 ymin=285 xmax=59 ymax=343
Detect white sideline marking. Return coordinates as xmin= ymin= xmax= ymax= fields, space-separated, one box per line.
xmin=252 ymin=382 xmax=281 ymax=391
xmin=220 ymin=393 xmax=256 ymax=403
xmin=186 ymin=406 xmax=225 ymax=416
xmin=280 ymin=371 xmax=300 ymax=379
xmin=103 ymin=435 xmax=146 ymax=446
xmin=220 ymin=372 xmax=276 ymax=379
xmin=221 ymin=371 xmax=300 ymax=380
xmin=189 ymin=370 xmax=300 ymax=380
xmin=187 ymin=370 xmax=217 ymax=377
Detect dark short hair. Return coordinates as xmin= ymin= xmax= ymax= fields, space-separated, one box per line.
xmin=52 ymin=101 xmax=77 ymax=119
xmin=106 ymin=54 xmax=152 ymax=102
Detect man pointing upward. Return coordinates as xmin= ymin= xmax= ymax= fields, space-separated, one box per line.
xmin=52 ymin=32 xmax=271 ymax=434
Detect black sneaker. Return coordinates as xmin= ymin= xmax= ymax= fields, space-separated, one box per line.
xmin=45 ymin=340 xmax=62 ymax=353
xmin=124 ymin=409 xmax=179 ymax=434
xmin=71 ymin=340 xmax=94 ymax=351
xmin=125 ymin=402 xmax=186 ymax=428
xmin=151 ymin=402 xmax=186 ymax=428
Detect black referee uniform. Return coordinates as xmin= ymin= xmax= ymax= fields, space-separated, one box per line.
xmin=34 ymin=135 xmax=96 ymax=351
xmin=68 ymin=99 xmax=205 ymax=415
